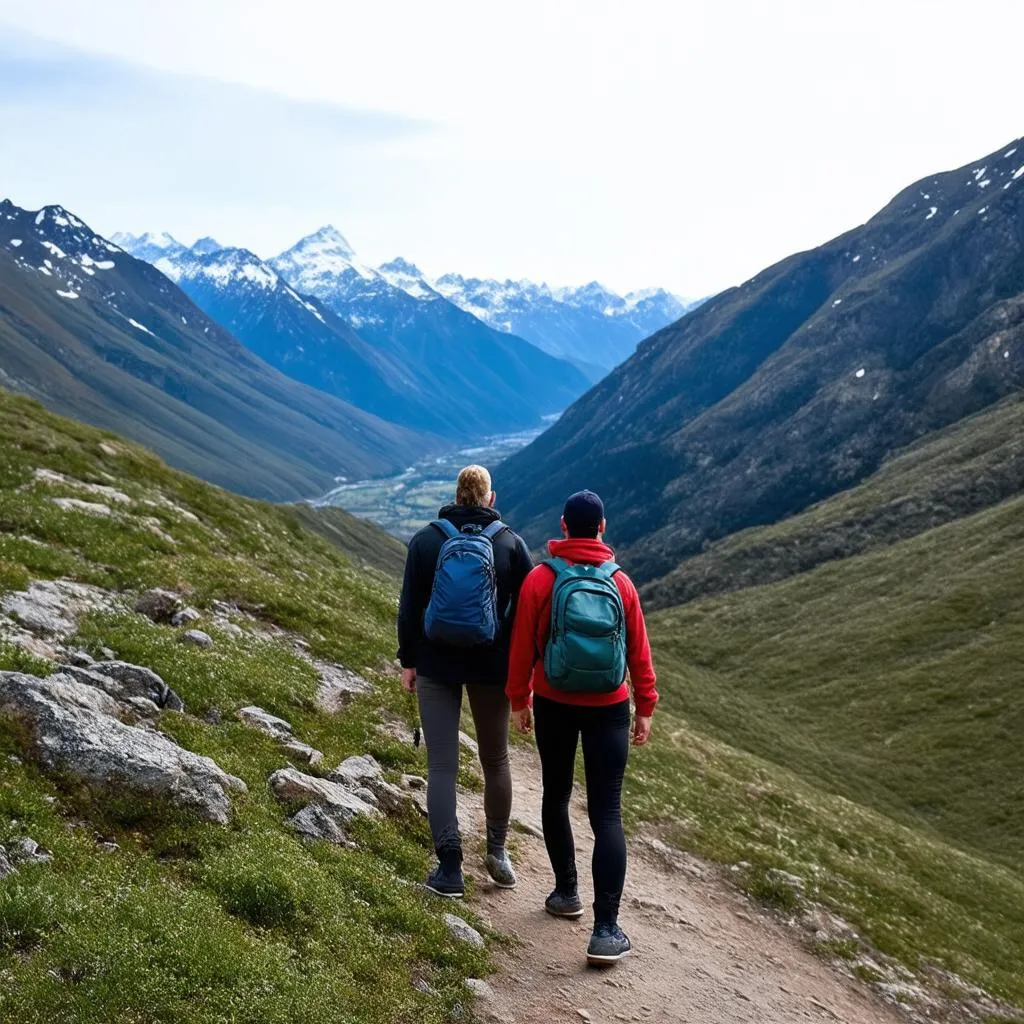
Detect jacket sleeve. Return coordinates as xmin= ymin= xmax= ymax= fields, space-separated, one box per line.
xmin=397 ymin=533 xmax=429 ymax=669
xmin=506 ymin=565 xmax=545 ymax=712
xmin=507 ymin=535 xmax=535 ymax=621
xmin=618 ymin=572 xmax=659 ymax=717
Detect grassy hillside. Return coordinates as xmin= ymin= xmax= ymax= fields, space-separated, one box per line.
xmin=3 ymin=387 xmax=1022 ymax=1020
xmin=644 ymin=393 xmax=1024 ymax=608
xmin=642 ymin=478 xmax=1024 ymax=1005
xmin=288 ymin=504 xmax=407 ymax=578
xmin=0 ymin=390 xmax=487 ymax=1024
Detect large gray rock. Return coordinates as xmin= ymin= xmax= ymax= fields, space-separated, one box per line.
xmin=2 ymin=579 xmax=117 ymax=639
xmin=51 ymin=497 xmax=111 ymax=517
xmin=181 ymin=629 xmax=212 ymax=649
xmin=328 ymin=755 xmax=410 ymax=814
xmin=0 ymin=849 xmax=14 ymax=880
xmin=283 ymin=740 xmax=323 ymax=767
xmin=313 ymin=660 xmax=373 ymax=711
xmin=133 ymin=588 xmax=182 ymax=623
xmin=444 ymin=913 xmax=485 ymax=949
xmin=464 ymin=979 xmax=494 ymax=1001
xmin=170 ymin=607 xmax=202 ymax=628
xmin=32 ymin=468 xmax=132 ymax=506
xmin=0 ymin=616 xmax=61 ymax=663
xmin=6 ymin=837 xmax=52 ymax=867
xmin=268 ymin=767 xmax=379 ymax=820
xmin=328 ymin=753 xmax=382 ymax=788
xmin=287 ymin=803 xmax=356 ymax=846
xmin=63 ymin=661 xmax=184 ymax=712
xmin=0 ymin=672 xmax=245 ymax=823
xmin=237 ymin=706 xmax=294 ymax=740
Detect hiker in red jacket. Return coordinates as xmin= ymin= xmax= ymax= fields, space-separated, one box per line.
xmin=507 ymin=489 xmax=658 ymax=965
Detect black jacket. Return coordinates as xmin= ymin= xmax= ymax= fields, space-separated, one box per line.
xmin=397 ymin=504 xmax=533 ymax=685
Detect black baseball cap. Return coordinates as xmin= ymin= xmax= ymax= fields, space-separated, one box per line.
xmin=562 ymin=490 xmax=605 ymax=538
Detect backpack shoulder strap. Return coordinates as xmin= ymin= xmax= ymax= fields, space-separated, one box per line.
xmin=594 ymin=560 xmax=621 ymax=580
xmin=482 ymin=520 xmax=509 ymax=541
xmin=431 ymin=519 xmax=460 ymax=541
xmin=543 ymin=556 xmax=571 ymax=577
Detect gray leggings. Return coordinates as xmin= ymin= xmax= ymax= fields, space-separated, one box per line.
xmin=417 ymin=677 xmax=512 ymax=856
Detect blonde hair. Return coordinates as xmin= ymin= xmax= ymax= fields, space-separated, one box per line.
xmin=455 ymin=464 xmax=492 ymax=507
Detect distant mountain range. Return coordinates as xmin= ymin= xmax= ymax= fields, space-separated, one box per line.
xmin=115 ymin=227 xmax=593 ymax=438
xmin=497 ymin=135 xmax=1024 ymax=585
xmin=433 ymin=274 xmax=698 ymax=377
xmin=116 ymin=227 xmax=688 ymax=390
xmin=0 ymin=201 xmax=429 ymax=501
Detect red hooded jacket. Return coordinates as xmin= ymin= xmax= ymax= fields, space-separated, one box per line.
xmin=506 ymin=537 xmax=659 ymax=717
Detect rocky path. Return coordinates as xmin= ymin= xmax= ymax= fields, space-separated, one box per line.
xmin=459 ymin=745 xmax=901 ymax=1024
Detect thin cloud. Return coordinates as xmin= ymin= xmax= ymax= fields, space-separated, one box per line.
xmin=0 ymin=32 xmax=435 ymax=252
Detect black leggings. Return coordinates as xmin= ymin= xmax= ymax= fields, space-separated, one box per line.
xmin=533 ymin=695 xmax=630 ymax=925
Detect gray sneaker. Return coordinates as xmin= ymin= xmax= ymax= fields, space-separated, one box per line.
xmin=484 ymin=850 xmax=517 ymax=889
xmin=586 ymin=923 xmax=631 ymax=965
xmin=545 ymin=889 xmax=585 ymax=919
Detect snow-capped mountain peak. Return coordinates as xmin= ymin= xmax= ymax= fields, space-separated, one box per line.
xmin=270 ymin=225 xmax=378 ymax=297
xmin=376 ymin=257 xmax=438 ymax=300
xmin=190 ymin=236 xmax=223 ymax=256
xmin=158 ymin=247 xmax=280 ymax=291
xmin=429 ymin=271 xmax=696 ymax=373
xmin=110 ymin=230 xmax=186 ymax=263
xmin=1 ymin=199 xmax=140 ymax=307
xmin=303 ymin=225 xmax=357 ymax=257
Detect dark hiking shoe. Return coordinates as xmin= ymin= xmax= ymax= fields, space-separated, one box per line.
xmin=586 ymin=922 xmax=631 ymax=965
xmin=545 ymin=889 xmax=585 ymax=918
xmin=424 ymin=862 xmax=465 ymax=898
xmin=484 ymin=850 xmax=517 ymax=889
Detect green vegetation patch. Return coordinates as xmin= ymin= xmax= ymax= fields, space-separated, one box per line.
xmin=0 ymin=391 xmax=490 ymax=1024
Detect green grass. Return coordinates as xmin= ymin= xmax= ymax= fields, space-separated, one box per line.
xmin=0 ymin=391 xmax=487 ymax=1023
xmin=5 ymin=384 xmax=1024 ymax=1019
xmin=621 ymin=707 xmax=1024 ymax=1006
xmin=639 ymin=481 xmax=1024 ymax=1006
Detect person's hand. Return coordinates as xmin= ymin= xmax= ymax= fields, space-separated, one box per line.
xmin=511 ymin=706 xmax=533 ymax=734
xmin=400 ymin=667 xmax=417 ymax=693
xmin=632 ymin=714 xmax=653 ymax=746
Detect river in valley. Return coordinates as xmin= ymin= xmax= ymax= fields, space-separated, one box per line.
xmin=312 ymin=418 xmax=555 ymax=541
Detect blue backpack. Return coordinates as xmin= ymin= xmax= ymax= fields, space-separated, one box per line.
xmin=424 ymin=519 xmax=508 ymax=647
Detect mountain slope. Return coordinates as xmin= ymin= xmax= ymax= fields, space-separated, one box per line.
xmin=270 ymin=228 xmax=591 ymax=436
xmin=644 ymin=392 xmax=1024 ymax=608
xmin=497 ymin=136 xmax=1024 ymax=583
xmin=433 ymin=273 xmax=693 ymax=375
xmin=120 ymin=241 xmax=457 ymax=437
xmin=0 ymin=202 xmax=428 ymax=501
xmin=2 ymin=392 xmax=1022 ymax=1021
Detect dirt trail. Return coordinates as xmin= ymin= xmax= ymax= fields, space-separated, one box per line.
xmin=458 ymin=745 xmax=901 ymax=1024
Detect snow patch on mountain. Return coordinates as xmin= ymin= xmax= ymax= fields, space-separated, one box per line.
xmin=111 ymin=231 xmax=186 ymax=263
xmin=377 ymin=258 xmax=439 ymax=301
xmin=270 ymin=226 xmax=379 ymax=300
xmin=429 ymin=272 xmax=696 ymax=371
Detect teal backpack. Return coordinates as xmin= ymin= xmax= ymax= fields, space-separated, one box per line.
xmin=543 ymin=557 xmax=627 ymax=693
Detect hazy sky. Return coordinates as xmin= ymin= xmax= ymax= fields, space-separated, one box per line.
xmin=1 ymin=0 xmax=1021 ymax=296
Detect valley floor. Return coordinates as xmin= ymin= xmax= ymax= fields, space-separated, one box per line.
xmin=459 ymin=745 xmax=902 ymax=1024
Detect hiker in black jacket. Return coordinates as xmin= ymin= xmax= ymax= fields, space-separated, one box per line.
xmin=398 ymin=464 xmax=533 ymax=897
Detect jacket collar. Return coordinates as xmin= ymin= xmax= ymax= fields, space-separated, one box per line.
xmin=439 ymin=503 xmax=501 ymax=529
xmin=547 ymin=536 xmax=615 ymax=564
